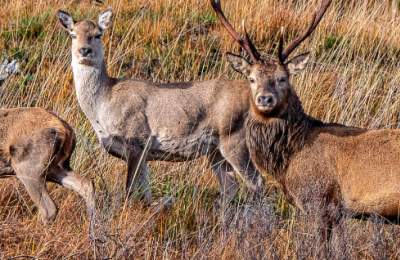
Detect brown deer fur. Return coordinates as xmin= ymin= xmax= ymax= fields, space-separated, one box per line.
xmin=0 ymin=107 xmax=95 ymax=225
xmin=213 ymin=0 xmax=400 ymax=224
xmin=246 ymin=75 xmax=400 ymax=220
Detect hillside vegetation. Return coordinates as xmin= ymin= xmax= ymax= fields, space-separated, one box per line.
xmin=1 ymin=0 xmax=400 ymax=258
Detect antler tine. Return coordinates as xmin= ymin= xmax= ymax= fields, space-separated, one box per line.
xmin=211 ymin=0 xmax=261 ymax=63
xmin=278 ymin=34 xmax=285 ymax=64
xmin=243 ymin=22 xmax=262 ymax=61
xmin=280 ymin=0 xmax=332 ymax=62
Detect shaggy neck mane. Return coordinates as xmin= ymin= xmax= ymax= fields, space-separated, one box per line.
xmin=246 ymin=89 xmax=322 ymax=176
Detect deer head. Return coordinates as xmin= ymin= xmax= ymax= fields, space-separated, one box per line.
xmin=212 ymin=0 xmax=331 ymax=117
xmin=57 ymin=8 xmax=113 ymax=67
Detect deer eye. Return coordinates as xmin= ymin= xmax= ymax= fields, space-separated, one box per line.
xmin=70 ymin=34 xmax=77 ymax=39
xmin=277 ymin=77 xmax=287 ymax=84
xmin=249 ymin=78 xmax=256 ymax=84
xmin=94 ymin=34 xmax=102 ymax=39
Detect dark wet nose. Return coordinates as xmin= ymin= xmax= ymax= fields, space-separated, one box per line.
xmin=79 ymin=47 xmax=92 ymax=57
xmin=257 ymin=95 xmax=275 ymax=106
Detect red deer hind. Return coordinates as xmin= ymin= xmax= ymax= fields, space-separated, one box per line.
xmin=56 ymin=8 xmax=264 ymax=206
xmin=212 ymin=0 xmax=400 ymax=229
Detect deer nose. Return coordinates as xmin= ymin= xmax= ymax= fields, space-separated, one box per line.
xmin=79 ymin=47 xmax=92 ymax=57
xmin=257 ymin=95 xmax=275 ymax=106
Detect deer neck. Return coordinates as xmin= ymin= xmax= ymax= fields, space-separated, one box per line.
xmin=71 ymin=58 xmax=111 ymax=120
xmin=246 ymin=91 xmax=320 ymax=177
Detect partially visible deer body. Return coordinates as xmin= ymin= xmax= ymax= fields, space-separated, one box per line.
xmin=0 ymin=107 xmax=95 ymax=225
xmin=57 ymin=9 xmax=263 ymax=205
xmin=213 ymin=0 xmax=400 ymax=228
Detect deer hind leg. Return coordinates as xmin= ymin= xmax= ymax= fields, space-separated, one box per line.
xmin=17 ymin=174 xmax=57 ymax=225
xmin=46 ymin=166 xmax=95 ymax=223
xmin=10 ymin=138 xmax=58 ymax=225
xmin=208 ymin=151 xmax=239 ymax=206
xmin=219 ymin=134 xmax=264 ymax=194
xmin=126 ymin=145 xmax=152 ymax=205
xmin=12 ymin=159 xmax=57 ymax=225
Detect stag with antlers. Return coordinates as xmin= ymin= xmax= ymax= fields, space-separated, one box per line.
xmin=213 ymin=0 xmax=400 ymax=235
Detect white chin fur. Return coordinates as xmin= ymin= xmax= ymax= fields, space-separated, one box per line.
xmin=72 ymin=52 xmax=103 ymax=67
xmin=256 ymin=105 xmax=274 ymax=113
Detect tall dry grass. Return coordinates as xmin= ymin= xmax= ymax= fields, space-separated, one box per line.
xmin=1 ymin=0 xmax=400 ymax=258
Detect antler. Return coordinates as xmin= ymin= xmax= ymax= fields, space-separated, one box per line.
xmin=279 ymin=0 xmax=332 ymax=63
xmin=211 ymin=0 xmax=261 ymax=63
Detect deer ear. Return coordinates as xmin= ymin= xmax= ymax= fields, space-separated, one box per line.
xmin=286 ymin=52 xmax=310 ymax=75
xmin=98 ymin=8 xmax=113 ymax=31
xmin=57 ymin=10 xmax=74 ymax=33
xmin=226 ymin=52 xmax=251 ymax=77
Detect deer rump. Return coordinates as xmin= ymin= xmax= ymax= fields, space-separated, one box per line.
xmin=0 ymin=108 xmax=95 ymax=226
